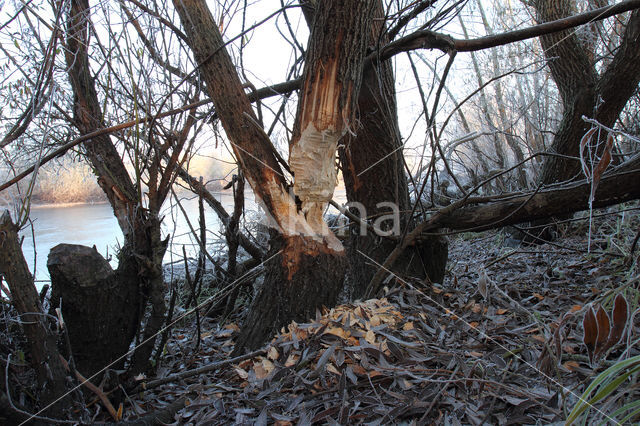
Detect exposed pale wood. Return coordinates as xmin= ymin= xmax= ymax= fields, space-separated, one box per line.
xmin=289 ymin=0 xmax=374 ymax=239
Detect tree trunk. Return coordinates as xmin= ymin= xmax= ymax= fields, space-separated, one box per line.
xmin=336 ymin=1 xmax=448 ymax=297
xmin=233 ymin=232 xmax=348 ymax=350
xmin=0 ymin=211 xmax=69 ymax=418
xmin=528 ymin=2 xmax=640 ymax=240
xmin=371 ymin=153 xmax=640 ymax=283
xmin=173 ymin=0 xmax=373 ymax=351
xmin=421 ymin=154 xmax=640 ymax=233
xmin=535 ymin=2 xmax=640 ymax=185
xmin=47 ymin=244 xmax=138 ymax=377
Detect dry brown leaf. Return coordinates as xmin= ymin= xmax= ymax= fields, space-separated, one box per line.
xmin=365 ymin=329 xmax=376 ymax=344
xmin=225 ymin=323 xmax=240 ymax=332
xmin=234 ymin=367 xmax=248 ymax=380
xmin=595 ymin=305 xmax=611 ymax=349
xmin=402 ymin=321 xmax=414 ymax=331
xmin=238 ymin=359 xmax=252 ymax=369
xmin=563 ymin=360 xmax=580 ymax=372
xmin=583 ymin=306 xmax=598 ymax=364
xmin=400 ymin=378 xmax=413 ymax=389
xmin=325 ymin=327 xmax=350 ymax=339
xmin=284 ymin=353 xmax=299 ymax=368
xmin=531 ymin=334 xmax=546 ymax=343
xmin=606 ymin=293 xmax=629 ymax=349
xmin=326 ymin=363 xmax=341 ymax=375
xmin=497 ymin=308 xmax=508 ymax=315
xmin=590 ymin=134 xmax=614 ymax=202
xmin=253 ymin=359 xmax=275 ymax=379
xmin=267 ymin=346 xmax=279 ymax=361
xmin=351 ymin=364 xmax=367 ymax=376
xmin=369 ymin=315 xmax=382 ymax=327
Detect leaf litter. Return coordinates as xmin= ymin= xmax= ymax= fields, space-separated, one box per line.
xmin=123 ymin=212 xmax=640 ymax=424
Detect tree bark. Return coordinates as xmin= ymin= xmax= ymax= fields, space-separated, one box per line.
xmin=534 ymin=2 xmax=640 ymax=184
xmin=422 ymin=154 xmax=640 ymax=233
xmin=233 ymin=232 xmax=347 ymax=350
xmin=0 ymin=211 xmax=68 ymax=418
xmin=47 ymin=244 xmax=138 ymax=377
xmin=335 ymin=1 xmax=448 ymax=296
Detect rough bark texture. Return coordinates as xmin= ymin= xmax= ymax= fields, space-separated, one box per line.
xmin=66 ymin=0 xmax=138 ymax=232
xmin=172 ymin=0 xmax=290 ymax=221
xmin=47 ymin=244 xmax=138 ymax=377
xmin=335 ymin=1 xmax=448 ymax=296
xmin=534 ymin=2 xmax=640 ymax=184
xmin=0 ymin=211 xmax=68 ymax=417
xmin=233 ymin=233 xmax=348 ymax=351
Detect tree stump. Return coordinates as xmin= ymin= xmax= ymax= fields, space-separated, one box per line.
xmin=48 ymin=244 xmax=139 ymax=378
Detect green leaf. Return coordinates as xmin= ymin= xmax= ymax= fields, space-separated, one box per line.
xmin=566 ymin=355 xmax=640 ymax=424
xmin=600 ymin=399 xmax=640 ymax=426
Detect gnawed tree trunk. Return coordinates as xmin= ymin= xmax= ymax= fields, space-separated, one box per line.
xmin=63 ymin=0 xmax=168 ymax=376
xmin=240 ymin=0 xmax=378 ymax=348
xmin=47 ymin=244 xmax=138 ymax=377
xmin=335 ymin=1 xmax=448 ymax=297
xmin=172 ymin=0 xmax=372 ymax=351
xmin=0 ymin=211 xmax=69 ymax=418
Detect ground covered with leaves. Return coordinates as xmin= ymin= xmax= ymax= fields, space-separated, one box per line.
xmin=2 ymin=209 xmax=639 ymax=424
xmin=117 ymin=208 xmax=640 ymax=425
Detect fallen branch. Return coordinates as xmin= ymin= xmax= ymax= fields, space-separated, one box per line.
xmin=424 ymin=157 xmax=640 ymax=233
xmin=366 ymin=155 xmax=640 ymax=296
xmin=100 ymin=395 xmax=189 ymax=426
xmin=135 ymin=348 xmax=265 ymax=392
xmin=58 ymin=355 xmax=118 ymax=421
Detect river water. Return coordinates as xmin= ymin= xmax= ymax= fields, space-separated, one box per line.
xmin=19 ymin=192 xmax=253 ymax=287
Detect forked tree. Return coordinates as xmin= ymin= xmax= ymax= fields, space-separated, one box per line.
xmin=534 ymin=1 xmax=640 ymax=185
